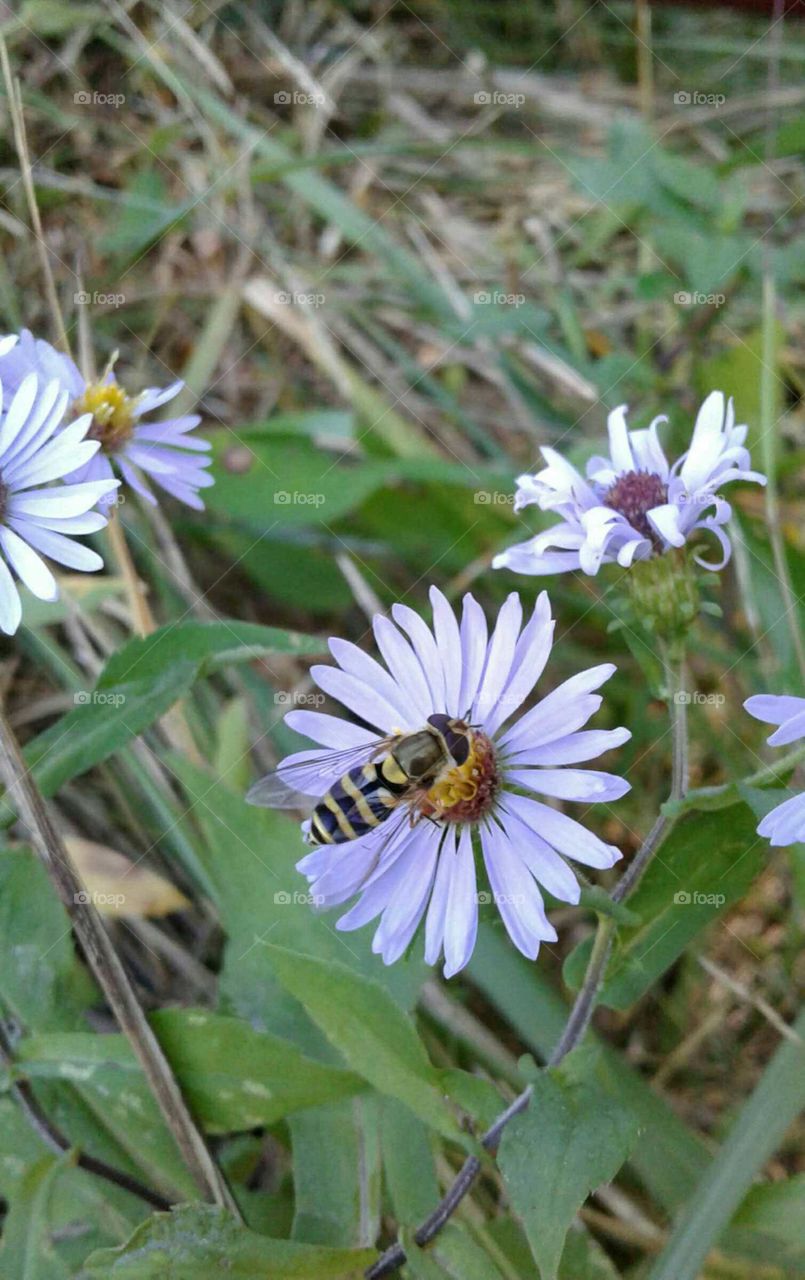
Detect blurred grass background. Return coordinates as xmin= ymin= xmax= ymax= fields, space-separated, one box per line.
xmin=0 ymin=1 xmax=804 ymax=1275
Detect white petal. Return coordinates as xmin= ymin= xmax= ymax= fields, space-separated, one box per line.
xmin=283 ymin=710 xmax=375 ymax=749
xmin=606 ymin=404 xmax=635 ymax=472
xmin=484 ymin=592 xmax=554 ymax=737
xmin=745 ymin=695 xmax=805 ymax=728
xmin=373 ymin=616 xmax=432 ymax=720
xmin=0 ymin=373 xmax=39 ymax=453
xmin=500 ymin=664 xmax=617 ymax=754
xmin=507 ymin=767 xmax=630 ymax=802
xmin=513 ymin=799 xmax=622 ymax=869
xmin=768 ymin=708 xmax=805 ymax=747
xmin=0 ymin=556 xmax=22 ymax=633
xmin=424 ymin=830 xmax=456 ymax=966
xmin=0 ymin=526 xmax=57 ymax=600
xmin=429 ymin=587 xmax=462 ymax=715
xmin=391 ymin=602 xmax=446 ymax=713
xmin=501 ymin=797 xmax=581 ymax=904
xmin=757 ymin=793 xmax=805 ymax=846
xmin=510 ymin=727 xmax=631 ymax=766
xmin=8 ymin=520 xmax=103 ymax=572
xmin=328 ymin=636 xmax=412 ymax=718
xmin=10 ymin=478 xmax=119 ymax=518
xmin=472 ymin=592 xmax=522 ymax=725
xmin=480 ymin=820 xmax=556 ymax=958
xmin=312 ymin=662 xmax=411 ymax=733
xmin=372 ymin=823 xmax=440 ymax=964
xmin=457 ymin=592 xmax=488 ymax=716
xmin=647 ymin=503 xmax=685 ymax=548
xmin=443 ymin=825 xmax=478 ymax=977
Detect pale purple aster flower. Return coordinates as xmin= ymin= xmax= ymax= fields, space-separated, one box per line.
xmin=745 ymin=695 xmax=805 ymax=846
xmin=0 ymin=372 xmax=119 ymax=634
xmin=0 ymin=330 xmax=213 ymax=510
xmin=493 ymin=392 xmax=765 ymax=578
xmin=251 ymin=589 xmax=631 ymax=977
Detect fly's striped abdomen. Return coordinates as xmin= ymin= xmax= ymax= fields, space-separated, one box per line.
xmin=309 ymin=757 xmax=407 ymax=846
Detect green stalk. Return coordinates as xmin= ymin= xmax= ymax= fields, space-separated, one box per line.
xmin=648 ymin=1008 xmax=805 ymax=1280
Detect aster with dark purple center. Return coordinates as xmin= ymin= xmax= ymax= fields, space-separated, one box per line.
xmin=493 ymin=393 xmax=765 ymax=578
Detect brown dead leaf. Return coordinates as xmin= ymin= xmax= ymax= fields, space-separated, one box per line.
xmin=65 ymin=837 xmax=189 ymax=918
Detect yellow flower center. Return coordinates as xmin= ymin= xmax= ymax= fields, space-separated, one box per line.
xmin=419 ymin=731 xmax=498 ymax=823
xmin=71 ymin=381 xmax=136 ymax=453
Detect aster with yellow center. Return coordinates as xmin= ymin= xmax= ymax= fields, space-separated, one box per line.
xmin=249 ymin=588 xmax=631 ymax=977
xmin=71 ymin=381 xmax=137 ymax=453
xmin=0 ymin=331 xmax=214 ymax=510
xmin=0 ymin=372 xmax=119 ymax=635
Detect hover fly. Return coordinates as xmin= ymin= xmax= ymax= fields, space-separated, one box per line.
xmin=247 ymin=713 xmax=474 ymax=845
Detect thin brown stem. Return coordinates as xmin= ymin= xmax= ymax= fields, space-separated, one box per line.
xmin=0 ymin=706 xmax=240 ymax=1217
xmin=0 ymin=39 xmax=70 ymax=354
xmin=107 ymin=506 xmax=156 ymax=638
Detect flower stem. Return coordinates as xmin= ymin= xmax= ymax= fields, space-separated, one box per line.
xmin=365 ymin=647 xmax=690 ymax=1280
xmin=107 ymin=506 xmax=156 ymax=638
xmin=0 ymin=706 xmax=240 ymax=1218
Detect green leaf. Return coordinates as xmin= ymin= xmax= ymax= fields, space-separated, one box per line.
xmin=558 ymin=1225 xmax=619 ymax=1279
xmin=0 ymin=1154 xmax=71 ymax=1280
xmin=379 ymin=1098 xmax=439 ymax=1223
xmin=18 ymin=1009 xmax=367 ymax=1134
xmin=264 ymin=944 xmax=463 ymax=1142
xmin=469 ymin=924 xmax=709 ymax=1217
xmin=600 ymin=804 xmax=764 ymax=1009
xmin=729 ymin=1174 xmax=805 ymax=1267
xmin=0 ymin=847 xmax=85 ymax=1030
xmin=17 ymin=660 xmax=198 ymax=802
xmin=290 ymin=1098 xmax=380 ymax=1247
xmin=98 ymin=619 xmax=324 ymax=688
xmin=498 ymin=1047 xmax=640 ymax=1280
xmin=81 ymin=1203 xmax=378 ymax=1277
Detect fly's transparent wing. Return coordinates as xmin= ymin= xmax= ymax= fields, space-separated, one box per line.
xmin=246 ymin=737 xmax=392 ymax=810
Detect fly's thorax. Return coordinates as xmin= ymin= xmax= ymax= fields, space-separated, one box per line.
xmin=392 ymin=729 xmax=448 ymax=784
